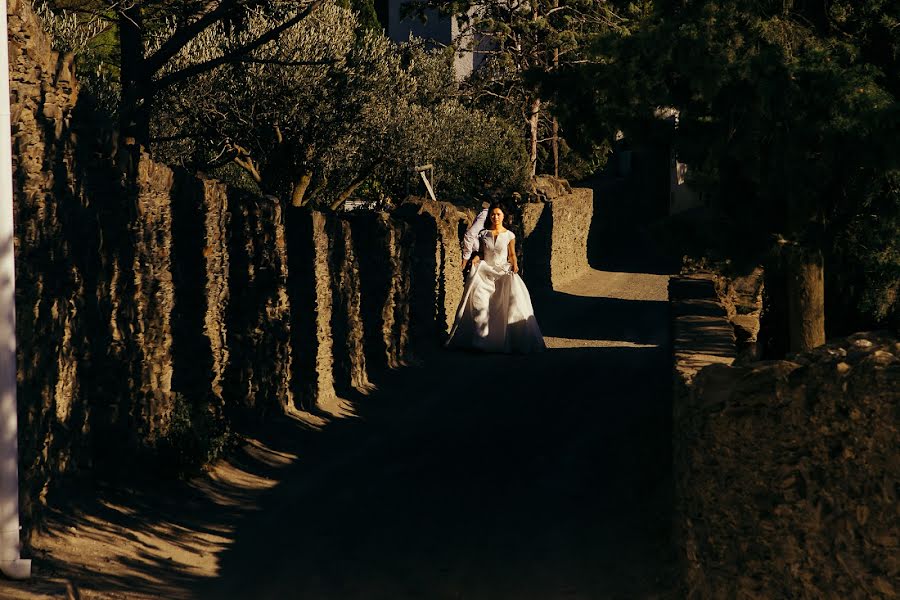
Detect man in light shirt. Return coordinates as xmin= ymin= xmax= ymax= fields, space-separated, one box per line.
xmin=461 ymin=202 xmax=489 ymax=272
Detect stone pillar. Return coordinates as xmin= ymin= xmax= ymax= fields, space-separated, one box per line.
xmin=225 ymin=195 xmax=293 ymax=416
xmin=132 ymin=156 xmax=176 ymax=440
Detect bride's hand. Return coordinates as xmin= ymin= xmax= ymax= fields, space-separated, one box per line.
xmin=472 ymin=256 xmax=480 ymax=267
xmin=511 ymin=264 xmax=519 ymax=274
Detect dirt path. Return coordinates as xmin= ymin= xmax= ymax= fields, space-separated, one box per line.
xmin=196 ymin=267 xmax=675 ymax=600
xmin=1 ymin=241 xmax=678 ymax=600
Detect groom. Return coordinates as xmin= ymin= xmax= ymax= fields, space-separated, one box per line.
xmin=461 ymin=202 xmax=490 ymax=273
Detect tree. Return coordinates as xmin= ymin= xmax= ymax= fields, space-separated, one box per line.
xmin=153 ymin=3 xmax=402 ymax=206
xmin=602 ymin=0 xmax=900 ymax=349
xmin=416 ymin=0 xmax=624 ymax=177
xmin=152 ymin=7 xmax=529 ymax=207
xmin=36 ymin=0 xmax=328 ymax=149
xmin=36 ymin=0 xmax=528 ymax=206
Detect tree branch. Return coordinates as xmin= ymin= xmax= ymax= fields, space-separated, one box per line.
xmin=152 ymin=0 xmax=325 ymax=90
xmin=230 ymin=143 xmax=262 ymax=183
xmin=292 ymin=171 xmax=314 ymax=207
xmin=329 ymin=165 xmax=377 ymax=210
xmin=237 ymin=56 xmax=337 ymax=67
xmin=144 ymin=0 xmax=244 ymax=75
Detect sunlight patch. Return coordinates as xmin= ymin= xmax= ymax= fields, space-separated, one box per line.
xmin=544 ymin=337 xmax=660 ymax=349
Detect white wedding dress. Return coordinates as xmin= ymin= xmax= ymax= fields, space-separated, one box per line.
xmin=446 ymin=229 xmax=546 ymax=353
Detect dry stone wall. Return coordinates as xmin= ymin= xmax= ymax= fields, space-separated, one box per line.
xmin=349 ymin=211 xmax=413 ymax=371
xmin=169 ymin=173 xmax=230 ymax=412
xmin=132 ymin=158 xmax=177 ymax=439
xmin=9 ymin=0 xmax=596 ymax=538
xmin=671 ymin=271 xmax=899 ymax=598
xmin=285 ymin=199 xmax=470 ymax=415
xmin=10 ymin=0 xmax=118 ymax=520
xmin=224 ymin=194 xmax=292 ymax=417
xmin=675 ymin=332 xmax=900 ymax=599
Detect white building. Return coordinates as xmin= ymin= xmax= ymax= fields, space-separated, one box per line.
xmin=384 ymin=0 xmax=487 ymax=80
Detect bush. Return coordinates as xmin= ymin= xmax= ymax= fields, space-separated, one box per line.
xmin=155 ymin=394 xmax=232 ymax=476
xmin=828 ymin=170 xmax=900 ymax=331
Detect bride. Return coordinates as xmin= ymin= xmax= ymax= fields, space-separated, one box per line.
xmin=446 ymin=202 xmax=546 ymax=353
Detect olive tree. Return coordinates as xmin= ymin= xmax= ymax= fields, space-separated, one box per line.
xmin=153 ymin=4 xmax=528 ymax=207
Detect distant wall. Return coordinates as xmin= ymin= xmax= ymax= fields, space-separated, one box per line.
xmin=285 ymin=199 xmax=468 ymax=415
xmin=385 ymin=1 xmax=484 ymax=80
xmin=670 ymin=274 xmax=737 ymax=396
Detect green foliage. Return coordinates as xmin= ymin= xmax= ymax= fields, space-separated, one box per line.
xmin=421 ymin=0 xmax=626 ymax=177
xmin=154 ymin=3 xmax=391 ymax=202
xmin=338 ymin=0 xmax=381 ymax=32
xmin=155 ymin=394 xmax=232 ymax=475
xmin=32 ymin=1 xmax=106 ymax=53
xmin=32 ymin=1 xmax=120 ymax=119
xmin=370 ymin=44 xmax=530 ymax=202
xmin=152 ymin=3 xmax=528 ymax=206
xmin=829 ymin=170 xmax=900 ymax=327
xmin=386 ymin=100 xmax=530 ymax=202
xmin=555 ymin=138 xmax=612 ymax=181
xmin=590 ymin=0 xmax=900 ymax=330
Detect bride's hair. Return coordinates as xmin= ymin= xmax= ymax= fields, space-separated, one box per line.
xmin=488 ymin=201 xmax=506 ymax=215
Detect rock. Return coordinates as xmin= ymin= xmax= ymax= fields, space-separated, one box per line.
xmin=530 ymin=175 xmax=573 ymax=200
xmin=731 ymin=314 xmax=761 ymax=343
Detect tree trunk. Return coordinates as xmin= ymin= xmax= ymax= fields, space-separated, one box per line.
xmin=528 ymin=97 xmax=541 ymax=177
xmin=786 ymin=244 xmax=825 ymax=352
xmin=330 ymin=166 xmax=376 ymax=211
xmin=552 ymin=16 xmax=559 ymax=178
xmin=119 ymin=3 xmax=151 ymax=148
xmin=552 ymin=117 xmax=559 ymax=178
xmin=291 ymin=171 xmax=314 ymax=207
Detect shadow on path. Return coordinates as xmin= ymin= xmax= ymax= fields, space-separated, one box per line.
xmin=195 ymin=275 xmax=676 ymax=599
xmin=586 ymin=176 xmax=680 ymax=276
xmin=536 ymin=292 xmax=669 ymax=346
xmin=6 ymin=186 xmax=680 ymax=600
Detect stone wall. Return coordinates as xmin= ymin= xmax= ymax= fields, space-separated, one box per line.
xmin=9 ymin=0 xmax=471 ymax=503
xmin=670 ymin=274 xmax=737 ymax=395
xmin=9 ymin=0 xmax=596 ymax=537
xmin=521 ymin=186 xmax=593 ymax=290
xmin=10 ymin=0 xmax=117 ymax=513
xmin=674 ymin=332 xmax=899 ymax=599
xmin=132 ymin=158 xmax=177 ymax=439
xmin=224 ymin=194 xmax=292 ymax=417
xmin=671 ymin=271 xmax=899 ymax=598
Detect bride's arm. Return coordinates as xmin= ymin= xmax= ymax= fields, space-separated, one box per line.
xmin=471 ymin=232 xmax=484 ymax=267
xmin=508 ymin=238 xmax=518 ymax=273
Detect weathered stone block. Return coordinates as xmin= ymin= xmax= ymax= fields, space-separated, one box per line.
xmin=521 ymin=187 xmax=593 ymax=290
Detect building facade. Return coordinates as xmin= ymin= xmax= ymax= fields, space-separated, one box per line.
xmin=383 ymin=0 xmax=486 ymax=80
